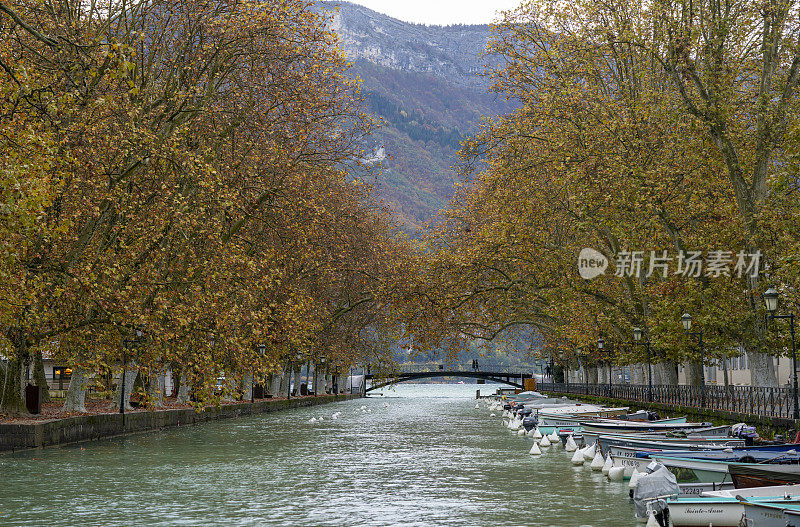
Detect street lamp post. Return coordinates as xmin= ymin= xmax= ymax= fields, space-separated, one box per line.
xmin=633 ymin=327 xmax=653 ymax=402
xmin=580 ymin=351 xmax=588 ymax=395
xmin=681 ymin=313 xmax=705 ymax=408
xmin=598 ymin=337 xmax=611 ymax=396
xmin=764 ymin=288 xmax=799 ymax=420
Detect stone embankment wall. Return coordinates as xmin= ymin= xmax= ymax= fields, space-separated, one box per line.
xmin=1 ymin=395 xmax=356 ymax=452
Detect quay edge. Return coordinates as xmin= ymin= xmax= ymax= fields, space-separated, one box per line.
xmin=0 ymin=394 xmax=359 ymax=453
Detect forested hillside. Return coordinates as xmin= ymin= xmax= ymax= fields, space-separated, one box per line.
xmin=321 ymin=2 xmax=515 ymax=232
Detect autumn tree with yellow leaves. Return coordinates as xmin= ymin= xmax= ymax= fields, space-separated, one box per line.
xmin=0 ymin=0 xmax=412 ymax=414
xmin=411 ymin=0 xmax=800 ymax=388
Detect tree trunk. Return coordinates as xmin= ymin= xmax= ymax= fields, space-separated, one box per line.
xmin=313 ymin=366 xmax=323 ymax=394
xmin=113 ymin=366 xmax=138 ymax=410
xmin=659 ymin=361 xmax=679 ymax=385
xmin=293 ymin=367 xmax=302 ymax=396
xmin=630 ymin=364 xmax=645 ymax=385
xmin=176 ymin=379 xmax=190 ymax=404
xmin=32 ymin=349 xmax=51 ymax=403
xmin=747 ymin=346 xmax=778 ymax=387
xmin=147 ymin=370 xmax=165 ymax=407
xmin=62 ymin=367 xmax=88 ymax=412
xmin=722 ymin=358 xmax=730 ymax=387
xmin=1 ymin=336 xmax=29 ymax=415
xmin=587 ymin=365 xmax=598 ymax=384
xmin=279 ymin=370 xmax=289 ymax=397
xmin=242 ymin=373 xmax=253 ymax=400
xmin=172 ymin=368 xmax=181 ymax=398
xmin=684 ymin=362 xmax=704 ymax=386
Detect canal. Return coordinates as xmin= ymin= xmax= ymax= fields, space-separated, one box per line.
xmin=0 ymin=384 xmax=635 ymax=526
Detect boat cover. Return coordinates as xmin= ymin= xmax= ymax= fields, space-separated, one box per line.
xmin=633 ymin=463 xmax=680 ymax=519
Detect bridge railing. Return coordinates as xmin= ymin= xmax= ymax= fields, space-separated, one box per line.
xmin=538 ymin=382 xmax=796 ymax=420
xmin=394 ymin=363 xmax=529 ymax=375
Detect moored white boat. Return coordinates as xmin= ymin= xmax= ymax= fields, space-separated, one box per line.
xmin=533 ymin=406 xmax=629 ymax=434
xmin=582 ymin=420 xmax=712 ymax=435
xmin=668 ymin=494 xmax=800 ymax=527
xmin=598 ymin=433 xmax=743 ymax=456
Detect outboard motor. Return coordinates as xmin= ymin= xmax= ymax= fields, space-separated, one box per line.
xmin=503 ymin=403 xmax=513 ymax=411
xmin=633 ymin=461 xmax=679 ymax=527
xmin=518 ymin=407 xmax=533 ymax=417
xmin=522 ymin=416 xmax=538 ymax=431
xmin=731 ymin=423 xmax=758 ymax=446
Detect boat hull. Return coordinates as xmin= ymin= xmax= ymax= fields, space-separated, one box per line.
xmin=583 ymin=421 xmax=711 ymax=434
xmin=729 ymin=463 xmax=800 ymax=488
xmin=611 ymin=454 xmax=652 ymax=477
xmin=651 ymin=456 xmax=731 ymax=484
xmin=668 ymin=497 xmax=745 ymax=527
xmin=741 ymin=502 xmax=800 ymax=527
xmin=599 ymin=436 xmax=743 ymax=456
xmin=670 ymin=496 xmax=800 ymax=527
xmin=678 ymin=481 xmax=736 ymax=497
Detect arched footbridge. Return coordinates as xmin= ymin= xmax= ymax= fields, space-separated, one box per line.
xmin=364 ymin=363 xmax=538 ymax=393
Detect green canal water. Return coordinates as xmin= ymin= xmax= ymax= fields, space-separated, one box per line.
xmin=0 ymin=384 xmax=635 ymax=526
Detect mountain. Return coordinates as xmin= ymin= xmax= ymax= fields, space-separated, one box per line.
xmin=320 ymin=2 xmax=515 ymax=232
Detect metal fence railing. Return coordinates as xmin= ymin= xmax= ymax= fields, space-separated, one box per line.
xmin=396 ymin=363 xmax=528 ymax=375
xmin=537 ymin=382 xmax=796 ymax=420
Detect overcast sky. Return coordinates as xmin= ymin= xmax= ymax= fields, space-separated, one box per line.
xmin=343 ymin=0 xmax=522 ymax=25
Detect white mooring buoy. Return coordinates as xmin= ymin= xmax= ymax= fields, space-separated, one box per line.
xmin=628 ymin=469 xmax=642 ymax=489
xmin=532 ymin=428 xmax=542 ymax=440
xmin=583 ymin=443 xmax=597 ymax=462
xmin=646 ymin=510 xmax=660 ymax=527
xmin=590 ymin=451 xmax=605 ymax=471
xmin=490 ymin=413 xmax=496 ymax=417
xmin=608 ymin=466 xmax=625 ymax=481
xmin=571 ymin=448 xmax=585 ymax=465
xmin=529 ymin=442 xmax=542 ymax=455
xmin=540 ymin=435 xmax=551 ymax=447
xmin=517 ymin=428 xmax=525 ymax=436
xmin=602 ymin=454 xmax=613 ymax=475
xmin=565 ymin=435 xmax=578 ymax=452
